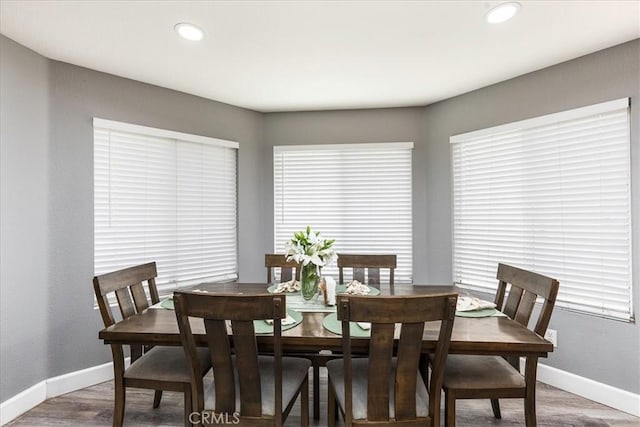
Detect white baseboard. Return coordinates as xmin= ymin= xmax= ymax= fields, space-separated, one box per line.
xmin=0 ymin=381 xmax=46 ymax=426
xmin=536 ymin=362 xmax=640 ymax=417
xmin=0 ymin=358 xmax=129 ymax=426
xmin=45 ymin=360 xmax=117 ymax=399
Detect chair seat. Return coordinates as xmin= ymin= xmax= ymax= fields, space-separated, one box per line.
xmin=125 ymin=346 xmax=211 ymax=383
xmin=442 ymin=355 xmax=525 ymax=391
xmin=204 ymin=355 xmax=311 ymax=416
xmin=326 ymin=358 xmax=429 ymax=421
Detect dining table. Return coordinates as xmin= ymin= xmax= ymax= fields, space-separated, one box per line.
xmin=98 ymin=282 xmax=553 ymax=357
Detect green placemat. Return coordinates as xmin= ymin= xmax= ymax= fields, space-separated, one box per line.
xmin=322 ymin=312 xmax=371 ymax=337
xmin=253 ymin=309 xmax=303 ymax=335
xmin=160 ymin=298 xmax=174 ymax=310
xmin=455 ymin=308 xmax=497 ymax=318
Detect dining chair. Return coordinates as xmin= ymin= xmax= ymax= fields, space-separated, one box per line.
xmin=440 ymin=263 xmax=559 ymax=427
xmin=337 ymin=254 xmax=397 ymax=287
xmin=93 ymin=262 xmax=211 ymax=427
xmin=265 ymin=253 xmax=301 ymax=283
xmin=173 ymin=291 xmax=311 ymax=426
xmin=327 ymin=293 xmax=458 ymax=427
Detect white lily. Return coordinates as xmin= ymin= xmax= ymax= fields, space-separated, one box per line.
xmin=310 ymin=253 xmax=324 ymax=266
xmin=285 ymin=226 xmax=336 ymax=268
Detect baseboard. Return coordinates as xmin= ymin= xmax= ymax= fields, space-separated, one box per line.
xmin=0 ymin=358 xmax=129 ymax=426
xmin=45 ymin=360 xmax=117 ymax=399
xmin=0 ymin=381 xmax=46 ymax=426
xmin=536 ymin=362 xmax=640 ymax=417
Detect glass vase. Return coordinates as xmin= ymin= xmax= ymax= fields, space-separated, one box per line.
xmin=300 ymin=263 xmax=320 ymax=301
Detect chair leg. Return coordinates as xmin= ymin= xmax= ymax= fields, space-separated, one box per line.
xmin=184 ymin=389 xmax=193 ymax=427
xmin=327 ymin=380 xmax=336 ymax=427
xmin=301 ymin=376 xmax=309 ymax=427
xmin=524 ymin=386 xmax=537 ymax=427
xmin=313 ymin=362 xmax=320 ymax=420
xmin=524 ymin=356 xmax=539 ymax=427
xmin=113 ymin=381 xmax=125 ymax=427
xmin=524 ymin=396 xmax=538 ymax=427
xmin=491 ymin=398 xmax=502 ymax=419
xmin=153 ymin=390 xmax=163 ymax=408
xmin=444 ymin=390 xmax=456 ymax=427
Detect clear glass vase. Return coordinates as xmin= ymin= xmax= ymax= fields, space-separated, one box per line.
xmin=300 ymin=263 xmax=320 ymax=301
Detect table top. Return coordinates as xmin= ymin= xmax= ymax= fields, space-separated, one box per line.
xmin=99 ymin=282 xmax=552 ymax=357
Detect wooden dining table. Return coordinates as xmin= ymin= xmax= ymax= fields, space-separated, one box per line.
xmin=98 ymin=282 xmax=552 ymax=358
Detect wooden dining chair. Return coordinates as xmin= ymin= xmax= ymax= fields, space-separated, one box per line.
xmin=173 ymin=291 xmax=311 ymax=426
xmin=265 ymin=253 xmax=301 ymax=283
xmin=93 ymin=262 xmax=211 ymax=427
xmin=337 ymin=254 xmax=397 ymax=287
xmin=440 ymin=263 xmax=559 ymax=427
xmin=327 ymin=293 xmax=458 ymax=427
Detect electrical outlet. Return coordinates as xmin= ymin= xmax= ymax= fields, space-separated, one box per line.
xmin=544 ymin=328 xmax=557 ymax=348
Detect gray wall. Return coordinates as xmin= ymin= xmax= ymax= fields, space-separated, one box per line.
xmin=264 ymin=40 xmax=640 ymax=393
xmin=0 ymin=34 xmax=266 ymax=401
xmin=0 ymin=36 xmax=51 ymax=402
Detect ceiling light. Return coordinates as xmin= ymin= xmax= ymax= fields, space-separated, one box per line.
xmin=174 ymin=23 xmax=204 ymax=41
xmin=486 ymin=2 xmax=521 ymax=24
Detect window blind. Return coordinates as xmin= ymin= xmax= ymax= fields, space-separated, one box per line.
xmin=451 ymin=98 xmax=632 ymax=321
xmin=273 ymin=143 xmax=413 ymax=283
xmin=94 ymin=118 xmax=238 ymax=295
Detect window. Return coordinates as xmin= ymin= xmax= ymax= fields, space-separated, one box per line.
xmin=451 ymin=98 xmax=632 ymax=321
xmin=94 ymin=118 xmax=238 ymax=295
xmin=273 ymin=143 xmax=413 ymax=283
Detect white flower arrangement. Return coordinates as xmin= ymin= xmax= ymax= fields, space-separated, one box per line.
xmin=285 ymin=226 xmax=337 ymax=267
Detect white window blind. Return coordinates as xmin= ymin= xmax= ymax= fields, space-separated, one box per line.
xmin=273 ymin=143 xmax=413 ymax=283
xmin=451 ymin=98 xmax=632 ymax=321
xmin=94 ymin=118 xmax=238 ymax=295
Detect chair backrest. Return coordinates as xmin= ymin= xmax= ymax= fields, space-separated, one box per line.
xmin=93 ymin=262 xmax=160 ymax=327
xmin=265 ymin=253 xmax=301 ymax=283
xmin=336 ymin=293 xmax=457 ymax=425
xmin=93 ymin=262 xmax=160 ymax=362
xmin=337 ymin=254 xmax=397 ymax=286
xmin=494 ymin=263 xmax=560 ymax=336
xmin=174 ymin=291 xmax=287 ymax=424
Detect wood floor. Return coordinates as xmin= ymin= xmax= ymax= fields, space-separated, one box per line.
xmin=7 ymin=369 xmax=639 ymax=426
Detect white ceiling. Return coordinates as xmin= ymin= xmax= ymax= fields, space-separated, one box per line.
xmin=1 ymin=1 xmax=638 ymax=112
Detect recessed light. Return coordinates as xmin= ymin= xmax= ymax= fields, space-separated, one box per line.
xmin=486 ymin=2 xmax=521 ymax=24
xmin=174 ymin=22 xmax=204 ymax=41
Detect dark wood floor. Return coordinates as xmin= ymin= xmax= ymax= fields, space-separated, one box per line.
xmin=7 ymin=369 xmax=639 ymax=426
